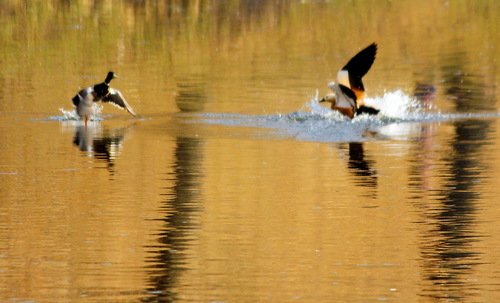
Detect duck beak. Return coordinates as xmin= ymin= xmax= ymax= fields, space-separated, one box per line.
xmin=319 ymin=98 xmax=326 ymax=103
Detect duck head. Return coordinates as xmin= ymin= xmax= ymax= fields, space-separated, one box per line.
xmin=319 ymin=93 xmax=336 ymax=106
xmin=319 ymin=93 xmax=337 ymax=106
xmin=320 ymin=80 xmax=338 ymax=105
xmin=104 ymin=71 xmax=118 ymax=84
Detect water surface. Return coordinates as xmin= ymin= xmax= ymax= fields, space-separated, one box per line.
xmin=1 ymin=1 xmax=500 ymax=302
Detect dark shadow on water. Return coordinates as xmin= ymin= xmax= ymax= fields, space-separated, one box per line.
xmin=417 ymin=120 xmax=490 ymax=301
xmin=143 ymin=136 xmax=204 ymax=303
xmin=441 ymin=50 xmax=491 ymax=113
xmin=413 ymin=83 xmax=436 ymax=105
xmin=143 ymin=70 xmax=208 ymax=301
xmin=409 ymin=48 xmax=494 ymax=301
xmin=333 ymin=142 xmax=378 ymax=199
xmin=175 ymin=76 xmax=209 ymax=112
xmin=347 ymin=143 xmax=377 ymax=197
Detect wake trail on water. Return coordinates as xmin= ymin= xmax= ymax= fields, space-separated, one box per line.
xmin=195 ymin=90 xmax=500 ymax=142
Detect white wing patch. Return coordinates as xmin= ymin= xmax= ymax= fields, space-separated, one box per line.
xmin=336 ymin=69 xmax=350 ymax=88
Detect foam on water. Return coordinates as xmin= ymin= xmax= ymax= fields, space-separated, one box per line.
xmin=57 ymin=108 xmax=80 ymax=121
xmin=363 ymin=90 xmax=422 ymax=118
xmin=50 ymin=105 xmax=104 ymax=122
xmin=195 ymin=90 xmax=500 ymax=142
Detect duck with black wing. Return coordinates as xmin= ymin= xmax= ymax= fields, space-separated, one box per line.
xmin=72 ymin=71 xmax=136 ymax=125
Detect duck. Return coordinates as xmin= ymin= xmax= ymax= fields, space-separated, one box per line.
xmin=72 ymin=71 xmax=136 ymax=125
xmin=319 ymin=43 xmax=379 ymax=119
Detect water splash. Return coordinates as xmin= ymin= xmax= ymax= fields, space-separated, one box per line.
xmin=50 ymin=105 xmax=104 ymax=122
xmin=304 ymin=89 xmax=423 ymax=119
xmin=58 ymin=108 xmax=80 ymax=120
xmin=192 ymin=89 xmax=500 ymax=142
xmin=364 ymin=89 xmax=422 ymax=118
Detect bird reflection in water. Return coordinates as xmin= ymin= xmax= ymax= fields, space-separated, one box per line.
xmin=72 ymin=123 xmax=132 ymax=174
xmin=346 ymin=142 xmax=377 ymax=198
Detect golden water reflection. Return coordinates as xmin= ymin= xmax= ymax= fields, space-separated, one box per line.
xmin=0 ymin=1 xmax=499 ymax=302
xmin=410 ymin=119 xmax=494 ymax=301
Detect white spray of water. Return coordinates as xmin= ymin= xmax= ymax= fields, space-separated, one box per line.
xmin=363 ymin=90 xmax=421 ymax=118
xmin=56 ymin=104 xmax=103 ymax=121
xmin=58 ymin=108 xmax=80 ymax=120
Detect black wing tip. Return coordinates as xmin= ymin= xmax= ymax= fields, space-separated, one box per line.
xmin=368 ymin=42 xmax=377 ymax=55
xmin=362 ymin=42 xmax=378 ymax=59
xmin=356 ymin=105 xmax=380 ymax=116
xmin=341 ymin=42 xmax=378 ymax=79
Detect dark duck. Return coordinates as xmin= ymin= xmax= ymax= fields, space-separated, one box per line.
xmin=72 ymin=71 xmax=136 ymax=124
xmin=319 ymin=43 xmax=380 ymax=119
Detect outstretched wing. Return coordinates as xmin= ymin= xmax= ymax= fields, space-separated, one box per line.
xmin=103 ymin=88 xmax=137 ymax=116
xmin=337 ymin=43 xmax=377 ymax=99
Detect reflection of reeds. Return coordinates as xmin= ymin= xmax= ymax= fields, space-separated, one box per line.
xmin=2 ymin=1 xmax=498 ymax=51
xmin=2 ymin=1 xmax=498 ymax=82
xmin=0 ymin=0 xmax=286 ymax=43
